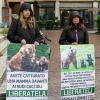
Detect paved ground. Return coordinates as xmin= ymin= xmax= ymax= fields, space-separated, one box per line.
xmin=0 ymin=31 xmax=100 ymax=100
xmin=0 ymin=39 xmax=9 ymax=96
xmin=43 ymin=30 xmax=100 ymax=100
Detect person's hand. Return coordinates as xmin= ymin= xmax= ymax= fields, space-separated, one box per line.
xmin=34 ymin=41 xmax=39 ymax=45
xmin=21 ymin=39 xmax=26 ymax=45
xmin=72 ymin=42 xmax=78 ymax=45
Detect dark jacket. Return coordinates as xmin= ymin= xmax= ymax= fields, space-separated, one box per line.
xmin=7 ymin=19 xmax=44 ymax=44
xmin=59 ymin=26 xmax=89 ymax=44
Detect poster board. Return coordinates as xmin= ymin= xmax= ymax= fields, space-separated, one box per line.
xmin=60 ymin=44 xmax=95 ymax=100
xmin=6 ymin=43 xmax=50 ymax=100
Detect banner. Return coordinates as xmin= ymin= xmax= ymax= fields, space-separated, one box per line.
xmin=60 ymin=44 xmax=95 ymax=100
xmin=6 ymin=43 xmax=50 ymax=100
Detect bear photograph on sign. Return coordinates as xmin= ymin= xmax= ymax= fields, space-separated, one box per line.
xmin=7 ymin=43 xmax=49 ymax=72
xmin=60 ymin=45 xmax=95 ymax=71
xmin=61 ymin=46 xmax=77 ymax=69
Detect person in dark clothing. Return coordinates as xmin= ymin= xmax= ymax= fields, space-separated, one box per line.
xmin=7 ymin=3 xmax=45 ymax=45
xmin=59 ymin=11 xmax=89 ymax=45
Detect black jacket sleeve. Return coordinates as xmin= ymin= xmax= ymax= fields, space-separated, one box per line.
xmin=84 ymin=28 xmax=89 ymax=44
xmin=35 ymin=27 xmax=45 ymax=44
xmin=7 ymin=19 xmax=22 ymax=43
xmin=59 ymin=28 xmax=68 ymax=44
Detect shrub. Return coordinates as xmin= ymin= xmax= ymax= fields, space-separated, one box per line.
xmin=97 ymin=15 xmax=100 ymax=32
xmin=0 ymin=28 xmax=8 ymax=36
xmin=45 ymin=20 xmax=54 ymax=30
xmin=54 ymin=20 xmax=61 ymax=29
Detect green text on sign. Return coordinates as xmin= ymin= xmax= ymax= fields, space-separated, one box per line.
xmin=6 ymin=90 xmax=48 ymax=97
xmin=61 ymin=87 xmax=95 ymax=96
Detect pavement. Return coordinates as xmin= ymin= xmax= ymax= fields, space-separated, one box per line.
xmin=0 ymin=39 xmax=9 ymax=96
xmin=0 ymin=31 xmax=100 ymax=100
xmin=43 ymin=30 xmax=100 ymax=100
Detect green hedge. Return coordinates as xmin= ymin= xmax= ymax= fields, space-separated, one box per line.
xmin=97 ymin=15 xmax=100 ymax=32
xmin=0 ymin=28 xmax=8 ymax=36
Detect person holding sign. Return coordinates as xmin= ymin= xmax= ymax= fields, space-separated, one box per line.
xmin=59 ymin=11 xmax=89 ymax=45
xmin=7 ymin=3 xmax=45 ymax=45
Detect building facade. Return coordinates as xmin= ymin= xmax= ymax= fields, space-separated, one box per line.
xmin=0 ymin=0 xmax=11 ymax=26
xmin=3 ymin=0 xmax=100 ymax=29
xmin=0 ymin=0 xmax=4 ymax=24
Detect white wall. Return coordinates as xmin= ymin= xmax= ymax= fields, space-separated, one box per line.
xmin=55 ymin=1 xmax=60 ymax=20
xmin=0 ymin=0 xmax=3 ymax=23
xmin=93 ymin=2 xmax=98 ymax=29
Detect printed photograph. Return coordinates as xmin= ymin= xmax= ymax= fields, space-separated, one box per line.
xmin=60 ymin=45 xmax=95 ymax=72
xmin=7 ymin=43 xmax=50 ymax=72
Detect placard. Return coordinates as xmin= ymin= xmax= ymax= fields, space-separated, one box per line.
xmin=6 ymin=43 xmax=50 ymax=100
xmin=60 ymin=45 xmax=95 ymax=100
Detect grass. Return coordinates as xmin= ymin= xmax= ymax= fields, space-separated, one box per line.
xmin=0 ymin=28 xmax=8 ymax=36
